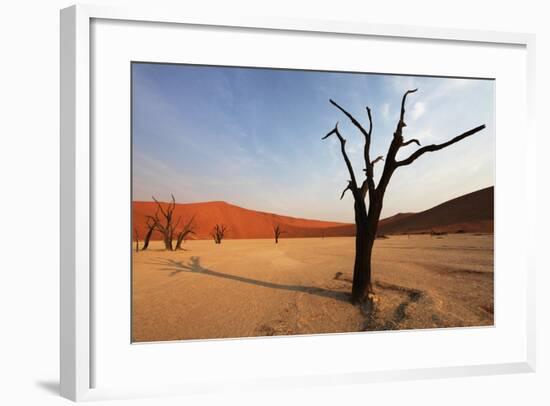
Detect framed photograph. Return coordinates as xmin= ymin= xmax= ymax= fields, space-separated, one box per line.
xmin=60 ymin=4 xmax=536 ymax=402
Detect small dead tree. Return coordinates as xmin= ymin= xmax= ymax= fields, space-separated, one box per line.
xmin=148 ymin=195 xmax=178 ymax=251
xmin=133 ymin=228 xmax=140 ymax=252
xmin=211 ymin=224 xmax=227 ymax=244
xmin=323 ymin=88 xmax=485 ymax=304
xmin=273 ymin=224 xmax=285 ymax=244
xmin=175 ymin=215 xmax=196 ymax=250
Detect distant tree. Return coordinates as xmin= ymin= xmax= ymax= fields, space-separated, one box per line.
xmin=211 ymin=224 xmax=227 ymax=244
xmin=323 ymin=88 xmax=485 ymax=305
xmin=133 ymin=228 xmax=140 ymax=252
xmin=273 ymin=224 xmax=285 ymax=244
xmin=146 ymin=195 xmax=178 ymax=250
xmin=175 ymin=215 xmax=196 ymax=250
xmin=144 ymin=195 xmax=196 ymax=251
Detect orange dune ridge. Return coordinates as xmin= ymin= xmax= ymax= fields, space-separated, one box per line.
xmin=132 ymin=200 xmax=354 ymax=240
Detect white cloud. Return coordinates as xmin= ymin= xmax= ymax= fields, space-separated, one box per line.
xmin=411 ymin=102 xmax=426 ymax=120
xmin=381 ymin=103 xmax=390 ymax=121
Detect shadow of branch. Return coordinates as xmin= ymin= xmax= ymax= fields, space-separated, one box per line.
xmin=148 ymin=256 xmax=351 ymax=304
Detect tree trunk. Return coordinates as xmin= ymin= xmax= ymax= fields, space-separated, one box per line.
xmin=164 ymin=235 xmax=173 ymax=251
xmin=351 ymin=226 xmax=376 ymax=304
xmin=142 ymin=227 xmax=154 ymax=250
xmin=175 ymin=235 xmax=184 ymax=250
xmin=350 ymin=198 xmax=369 ymax=303
xmin=350 ymin=196 xmax=382 ymax=304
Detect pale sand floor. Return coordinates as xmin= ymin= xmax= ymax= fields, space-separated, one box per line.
xmin=132 ymin=234 xmax=493 ymax=342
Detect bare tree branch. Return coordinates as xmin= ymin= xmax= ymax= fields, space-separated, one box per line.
xmin=396 ymin=125 xmax=486 ymax=167
xmin=328 ymin=100 xmax=375 ymax=189
xmin=378 ymin=89 xmax=420 ymax=195
xmin=365 ymin=106 xmax=373 ymax=137
xmin=360 ymin=179 xmax=370 ymax=199
xmin=340 ymin=181 xmax=352 ymax=200
xmin=322 ymin=123 xmax=358 ymax=190
xmin=363 ymin=106 xmax=376 ymax=200
xmin=397 ymin=88 xmax=418 ymax=132
xmin=371 ymin=156 xmax=384 ymax=165
xmin=142 ymin=212 xmax=159 ymax=251
xmin=329 ymin=99 xmax=370 ymax=139
xmin=173 ymin=216 xmax=181 ymax=230
xmin=152 ymin=196 xmax=168 ymax=218
xmin=401 ymin=139 xmax=421 ymax=147
xmin=175 ymin=214 xmax=196 ymax=250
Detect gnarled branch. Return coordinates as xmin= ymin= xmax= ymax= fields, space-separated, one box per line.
xmin=175 ymin=215 xmax=196 ymax=250
xmin=142 ymin=211 xmax=159 ymax=251
xmin=401 ymin=138 xmax=421 ymax=147
xmin=152 ymin=195 xmax=174 ymax=218
xmin=365 ymin=106 xmax=373 ymax=137
xmin=363 ymin=106 xmax=376 ymax=199
xmin=329 ymin=99 xmax=370 ymax=139
xmin=322 ymin=123 xmax=358 ymax=190
xmin=396 ymin=124 xmax=486 ymax=167
xmin=378 ymin=89 xmax=419 ymax=194
xmin=371 ymin=156 xmax=384 ymax=165
xmin=328 ymin=100 xmax=376 ymax=200
xmin=397 ymin=88 xmax=418 ymax=132
xmin=340 ymin=181 xmax=353 ymax=200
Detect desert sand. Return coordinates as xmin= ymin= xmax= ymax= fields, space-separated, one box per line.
xmin=132 ymin=234 xmax=493 ymax=342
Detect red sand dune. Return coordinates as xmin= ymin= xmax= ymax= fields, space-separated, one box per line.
xmin=132 ymin=186 xmax=494 ymax=240
xmin=377 ymin=186 xmax=494 ymax=235
xmin=132 ymin=201 xmax=352 ymax=240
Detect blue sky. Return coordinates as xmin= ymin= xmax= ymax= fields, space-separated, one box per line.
xmin=132 ymin=63 xmax=494 ymax=223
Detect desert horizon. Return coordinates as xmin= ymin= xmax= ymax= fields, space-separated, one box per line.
xmin=132 ymin=185 xmax=494 ymax=242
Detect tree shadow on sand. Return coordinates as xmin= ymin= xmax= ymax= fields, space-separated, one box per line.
xmin=148 ymin=256 xmax=351 ymax=304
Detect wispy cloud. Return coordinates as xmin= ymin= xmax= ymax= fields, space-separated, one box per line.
xmin=411 ymin=101 xmax=426 ymax=120
xmin=381 ymin=102 xmax=390 ymax=121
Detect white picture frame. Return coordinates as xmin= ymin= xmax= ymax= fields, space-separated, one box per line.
xmin=60 ymin=4 xmax=536 ymax=402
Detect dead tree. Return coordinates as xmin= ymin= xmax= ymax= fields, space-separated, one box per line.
xmin=273 ymin=224 xmax=285 ymax=243
xmin=149 ymin=195 xmax=178 ymax=251
xmin=134 ymin=228 xmax=140 ymax=252
xmin=211 ymin=224 xmax=227 ymax=244
xmin=323 ymin=88 xmax=485 ymax=304
xmin=175 ymin=215 xmax=196 ymax=250
xmin=141 ymin=214 xmax=158 ymax=251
